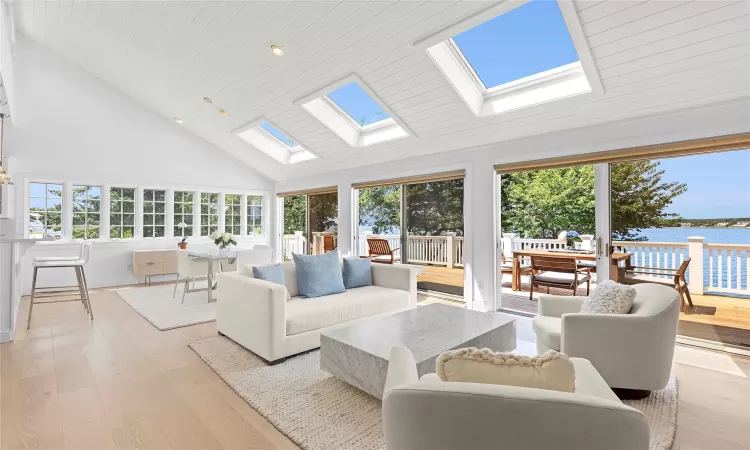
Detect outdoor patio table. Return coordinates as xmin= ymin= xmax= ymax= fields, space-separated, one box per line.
xmin=510 ymin=249 xmax=631 ymax=291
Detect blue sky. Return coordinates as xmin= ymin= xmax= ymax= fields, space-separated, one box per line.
xmin=259 ymin=121 xmax=297 ymax=147
xmin=452 ymin=0 xmax=579 ymax=88
xmin=656 ymin=150 xmax=750 ymax=218
xmin=326 ymin=82 xmax=390 ymax=126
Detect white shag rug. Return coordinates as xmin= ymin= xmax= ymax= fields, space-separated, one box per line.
xmin=190 ymin=335 xmax=678 ymax=450
xmin=117 ymin=282 xmax=216 ymax=330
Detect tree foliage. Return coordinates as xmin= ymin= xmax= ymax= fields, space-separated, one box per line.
xmin=357 ymin=180 xmax=464 ymax=236
xmin=283 ymin=193 xmax=338 ymax=235
xmin=500 ymin=161 xmax=687 ymax=241
xmin=283 ymin=196 xmax=306 ymax=234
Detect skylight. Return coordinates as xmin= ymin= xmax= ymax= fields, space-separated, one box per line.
xmin=326 ymin=82 xmax=391 ymax=127
xmin=259 ymin=121 xmax=298 ymax=148
xmin=452 ymin=0 xmax=579 ymax=89
xmin=421 ymin=0 xmax=599 ymax=118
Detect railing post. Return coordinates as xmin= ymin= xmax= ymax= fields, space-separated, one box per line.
xmin=501 ymin=233 xmax=517 ymax=259
xmin=580 ymin=234 xmax=594 ymax=251
xmin=445 ymin=233 xmax=456 ymax=269
xmin=688 ymin=236 xmax=704 ymax=295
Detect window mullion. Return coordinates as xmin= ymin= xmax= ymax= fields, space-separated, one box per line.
xmin=240 ymin=194 xmax=248 ymax=236
xmin=166 ymin=188 xmax=174 ymax=240
xmin=62 ymin=182 xmax=73 ymax=241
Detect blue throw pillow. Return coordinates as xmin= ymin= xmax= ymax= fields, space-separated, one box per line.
xmin=292 ymin=250 xmax=346 ymax=298
xmin=252 ymin=264 xmax=286 ymax=286
xmin=343 ymin=257 xmax=372 ymax=289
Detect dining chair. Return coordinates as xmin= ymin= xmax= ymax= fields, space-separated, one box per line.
xmin=528 ymin=255 xmax=591 ymax=300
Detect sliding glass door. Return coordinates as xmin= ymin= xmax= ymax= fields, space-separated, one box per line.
xmin=353 ymin=171 xmax=466 ymax=304
xmin=307 ymin=192 xmax=338 ymax=255
xmin=279 ymin=189 xmax=338 ymax=260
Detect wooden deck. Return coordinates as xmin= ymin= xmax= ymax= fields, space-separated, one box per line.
xmin=415 ymin=265 xmax=750 ymax=348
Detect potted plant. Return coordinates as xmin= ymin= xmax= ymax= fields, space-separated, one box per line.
xmin=211 ymin=230 xmax=237 ymax=252
xmin=565 ymin=231 xmax=582 ymax=249
xmin=177 ymin=222 xmax=189 ymax=248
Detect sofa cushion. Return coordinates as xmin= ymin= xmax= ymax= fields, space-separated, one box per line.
xmin=436 ymin=348 xmax=576 ymax=393
xmin=293 ymin=250 xmax=346 ymax=298
xmin=343 ymin=257 xmax=372 ymax=289
xmin=243 ymin=262 xmax=299 ymax=298
xmin=532 ymin=316 xmax=562 ymax=351
xmin=286 ymin=286 xmax=409 ymax=335
xmin=580 ymin=280 xmax=636 ymax=314
xmin=252 ymin=264 xmax=290 ymax=300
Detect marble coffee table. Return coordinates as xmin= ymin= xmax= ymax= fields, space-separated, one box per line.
xmin=320 ymin=304 xmax=516 ymax=399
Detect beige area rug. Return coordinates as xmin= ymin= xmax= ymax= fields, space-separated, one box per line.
xmin=117 ymin=282 xmax=216 ymax=330
xmin=190 ymin=335 xmax=678 ymax=450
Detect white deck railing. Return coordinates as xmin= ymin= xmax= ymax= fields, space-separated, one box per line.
xmin=705 ymin=244 xmax=750 ymax=294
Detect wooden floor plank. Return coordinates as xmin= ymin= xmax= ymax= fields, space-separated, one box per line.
xmin=1 ymin=286 xmax=749 ymax=450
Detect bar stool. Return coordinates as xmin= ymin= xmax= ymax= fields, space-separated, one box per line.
xmin=27 ymin=242 xmax=93 ymax=329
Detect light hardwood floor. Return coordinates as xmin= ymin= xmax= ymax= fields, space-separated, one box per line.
xmin=2 ymin=286 xmax=749 ymax=450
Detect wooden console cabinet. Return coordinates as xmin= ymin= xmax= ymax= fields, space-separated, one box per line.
xmin=132 ymin=249 xmax=179 ymax=284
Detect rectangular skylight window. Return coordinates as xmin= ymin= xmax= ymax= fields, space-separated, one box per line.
xmin=452 ymin=0 xmax=579 ymax=90
xmin=259 ymin=121 xmax=298 ymax=148
xmin=326 ymin=82 xmax=391 ymax=127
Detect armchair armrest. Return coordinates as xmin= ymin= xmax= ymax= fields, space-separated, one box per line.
xmin=538 ymin=295 xmax=586 ymax=318
xmin=216 ymin=272 xmax=287 ymax=362
xmin=371 ymin=264 xmax=423 ymax=308
xmin=383 ymin=346 xmax=418 ymax=397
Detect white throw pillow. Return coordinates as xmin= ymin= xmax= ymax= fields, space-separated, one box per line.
xmin=580 ymin=280 xmax=636 ymax=314
xmin=436 ymin=348 xmax=575 ymax=393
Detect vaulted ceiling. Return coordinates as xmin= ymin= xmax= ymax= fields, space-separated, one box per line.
xmin=14 ymin=0 xmax=750 ymax=181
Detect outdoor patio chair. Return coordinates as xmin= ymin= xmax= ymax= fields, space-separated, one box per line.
xmin=323 ymin=234 xmax=336 ymax=252
xmin=500 ymin=252 xmax=532 ymax=279
xmin=529 ymin=255 xmax=591 ymax=300
xmin=621 ymin=257 xmax=693 ymax=312
xmin=366 ymin=238 xmax=400 ymax=264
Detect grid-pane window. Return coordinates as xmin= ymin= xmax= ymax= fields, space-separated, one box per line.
xmin=174 ymin=191 xmax=194 ymax=237
xmin=110 ymin=187 xmax=135 ymax=239
xmin=29 ymin=183 xmax=63 ymax=240
xmin=247 ymin=196 xmax=263 ymax=235
xmin=200 ymin=193 xmax=219 ymax=236
xmin=143 ymin=189 xmax=166 ymax=238
xmin=225 ymin=194 xmax=241 ymax=235
xmin=72 ymin=185 xmax=101 ymax=240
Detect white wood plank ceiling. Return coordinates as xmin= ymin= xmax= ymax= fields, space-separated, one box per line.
xmin=14 ymin=0 xmax=750 ymax=181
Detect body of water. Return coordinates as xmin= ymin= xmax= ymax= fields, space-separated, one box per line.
xmin=634 ymin=227 xmax=750 ymax=245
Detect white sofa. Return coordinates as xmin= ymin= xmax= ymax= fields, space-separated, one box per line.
xmin=382 ymin=346 xmax=649 ymax=450
xmin=532 ymin=283 xmax=680 ymax=395
xmin=216 ymin=262 xmax=421 ymax=364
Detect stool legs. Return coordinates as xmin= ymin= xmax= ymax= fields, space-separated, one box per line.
xmin=79 ymin=266 xmax=94 ymax=320
xmin=27 ymin=267 xmax=39 ymax=329
xmin=75 ymin=267 xmax=88 ymax=313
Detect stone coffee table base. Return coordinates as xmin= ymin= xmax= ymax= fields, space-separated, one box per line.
xmin=320 ymin=304 xmax=516 ymax=399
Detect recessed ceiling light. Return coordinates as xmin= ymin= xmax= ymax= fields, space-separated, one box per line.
xmin=203 ymin=96 xmax=212 ymax=104
xmin=174 ymin=118 xmax=184 ymax=124
xmin=219 ymin=109 xmax=228 ymax=117
xmin=270 ymin=44 xmax=284 ymax=56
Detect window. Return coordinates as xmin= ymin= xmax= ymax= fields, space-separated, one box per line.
xmin=174 ymin=191 xmax=194 ymax=237
xmin=200 ymin=192 xmax=219 ymax=236
xmin=259 ymin=122 xmax=299 ymax=149
xmin=110 ymin=187 xmax=135 ymax=239
xmin=452 ymin=1 xmax=579 ymax=90
xmin=326 ymin=82 xmax=391 ymax=126
xmin=247 ymin=195 xmax=263 ymax=235
xmin=298 ymin=77 xmax=410 ymax=148
xmin=225 ymin=194 xmax=241 ymax=235
xmin=143 ymin=189 xmax=166 ymax=238
xmin=424 ymin=0 xmax=597 ymax=118
xmin=235 ymin=120 xmax=316 ymax=165
xmin=29 ymin=182 xmax=63 ymax=240
xmin=72 ymin=185 xmax=101 ymax=240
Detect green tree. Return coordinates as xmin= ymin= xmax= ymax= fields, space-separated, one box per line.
xmin=283 ymin=196 xmax=306 ymax=234
xmin=309 ymin=193 xmax=338 ymax=233
xmin=405 ymin=180 xmax=464 ymax=236
xmin=500 ymin=161 xmax=687 ymax=241
xmin=359 ymin=186 xmax=400 ymax=234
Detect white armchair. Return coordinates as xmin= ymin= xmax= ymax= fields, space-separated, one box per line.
xmin=172 ymin=250 xmax=220 ymax=303
xmin=532 ymin=283 xmax=680 ymax=395
xmin=382 ymin=346 xmax=649 ymax=450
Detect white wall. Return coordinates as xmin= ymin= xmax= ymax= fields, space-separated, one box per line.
xmin=275 ymin=98 xmax=750 ymax=312
xmin=4 ymin=35 xmax=275 ymax=295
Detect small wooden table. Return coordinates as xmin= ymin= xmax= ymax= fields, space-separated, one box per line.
xmin=511 ymin=249 xmax=632 ymax=291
